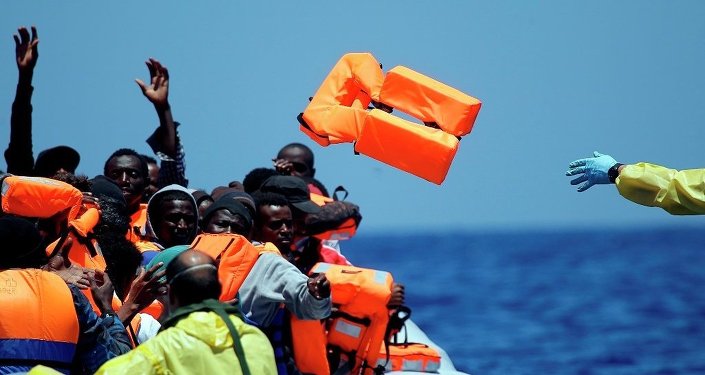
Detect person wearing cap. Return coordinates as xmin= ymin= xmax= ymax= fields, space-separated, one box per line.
xmin=96 ymin=250 xmax=276 ymax=375
xmin=4 ymin=26 xmax=81 ymax=178
xmin=200 ymin=196 xmax=331 ymax=374
xmin=201 ymin=196 xmax=253 ymax=237
xmin=0 ymin=217 xmax=132 ymax=374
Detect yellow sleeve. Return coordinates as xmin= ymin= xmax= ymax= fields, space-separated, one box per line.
xmin=94 ymin=345 xmax=161 ymax=375
xmin=615 ymin=162 xmax=705 ymax=215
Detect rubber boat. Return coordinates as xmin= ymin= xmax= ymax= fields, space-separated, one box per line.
xmin=388 ymin=319 xmax=468 ymax=375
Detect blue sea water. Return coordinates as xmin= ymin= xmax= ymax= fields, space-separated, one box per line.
xmin=343 ymin=227 xmax=705 ymax=375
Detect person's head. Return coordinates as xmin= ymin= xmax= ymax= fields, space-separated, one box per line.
xmin=276 ymin=143 xmax=315 ymax=178
xmin=104 ymin=149 xmax=149 ymax=212
xmin=251 ymin=191 xmax=293 ymax=253
xmin=0 ymin=217 xmax=46 ymax=269
xmin=34 ymin=146 xmax=80 ymax=178
xmin=191 ymin=190 xmax=214 ymax=218
xmin=142 ymin=154 xmax=159 ymax=201
xmin=201 ymin=198 xmax=252 ymax=238
xmin=260 ymin=175 xmax=320 ymax=237
xmin=166 ymin=249 xmax=221 ymax=311
xmin=147 ymin=185 xmax=198 ymax=248
xmin=243 ymin=168 xmax=279 ymax=194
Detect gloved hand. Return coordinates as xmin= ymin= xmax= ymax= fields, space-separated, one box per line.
xmin=566 ymin=151 xmax=618 ymax=192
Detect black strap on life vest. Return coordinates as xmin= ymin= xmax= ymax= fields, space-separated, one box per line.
xmin=331 ymin=186 xmax=349 ymax=202
xmin=161 ymin=299 xmax=251 ymax=375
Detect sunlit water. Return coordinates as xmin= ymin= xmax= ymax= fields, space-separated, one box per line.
xmin=344 ymin=228 xmax=705 ymax=374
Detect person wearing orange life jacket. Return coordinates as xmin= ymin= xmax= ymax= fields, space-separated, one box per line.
xmin=96 ymin=250 xmax=276 ymax=374
xmin=0 ymin=217 xmax=131 ymax=374
xmin=200 ymin=195 xmax=331 ymax=375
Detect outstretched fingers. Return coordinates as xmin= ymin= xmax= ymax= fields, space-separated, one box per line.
xmin=568 ymin=158 xmax=589 ymax=168
xmin=570 ymin=175 xmax=588 ymax=186
xmin=565 ymin=166 xmax=586 ymax=176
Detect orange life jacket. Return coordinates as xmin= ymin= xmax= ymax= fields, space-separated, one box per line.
xmin=127 ymin=203 xmax=149 ymax=244
xmin=308 ymin=191 xmax=361 ymax=241
xmin=0 ymin=269 xmax=80 ymax=371
xmin=190 ymin=234 xmax=330 ymax=374
xmin=0 ymin=175 xmax=83 ymax=220
xmin=44 ymin=206 xmax=113 ymax=315
xmin=310 ymin=262 xmax=393 ymax=375
xmin=376 ymin=342 xmax=441 ymax=373
xmin=300 ymin=53 xmax=385 ymax=146
xmin=299 ymin=53 xmax=482 ymax=184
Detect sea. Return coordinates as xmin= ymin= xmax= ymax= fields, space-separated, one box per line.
xmin=343 ymin=227 xmax=705 ymax=375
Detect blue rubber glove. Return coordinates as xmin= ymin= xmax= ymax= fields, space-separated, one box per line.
xmin=566 ymin=151 xmax=618 ymax=192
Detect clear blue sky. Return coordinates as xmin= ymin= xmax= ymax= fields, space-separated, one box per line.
xmin=2 ymin=2 xmax=705 ymax=233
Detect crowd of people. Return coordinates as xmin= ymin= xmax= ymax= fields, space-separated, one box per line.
xmin=0 ymin=26 xmax=405 ymax=375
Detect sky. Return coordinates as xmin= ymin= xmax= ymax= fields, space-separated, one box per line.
xmin=2 ymin=1 xmax=705 ymax=233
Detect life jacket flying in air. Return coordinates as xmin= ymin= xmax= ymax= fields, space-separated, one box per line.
xmin=298 ymin=53 xmax=482 ymax=185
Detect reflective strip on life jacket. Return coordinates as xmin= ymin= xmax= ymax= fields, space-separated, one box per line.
xmin=376 ymin=343 xmax=441 ymax=373
xmin=0 ymin=175 xmax=83 ymax=220
xmin=0 ymin=270 xmax=79 ymax=368
xmin=311 ymin=262 xmax=393 ymax=375
xmin=354 ymin=109 xmax=459 ymax=184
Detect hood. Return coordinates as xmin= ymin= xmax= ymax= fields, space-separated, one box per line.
xmin=144 ymin=184 xmax=199 ymax=243
xmin=173 ymin=311 xmax=241 ymax=350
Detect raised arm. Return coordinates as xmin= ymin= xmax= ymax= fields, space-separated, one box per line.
xmin=5 ymin=26 xmax=39 ymax=176
xmin=136 ymin=58 xmax=187 ymax=187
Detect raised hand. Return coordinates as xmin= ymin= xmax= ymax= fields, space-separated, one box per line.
xmin=135 ymin=58 xmax=170 ymax=110
xmin=566 ymin=151 xmax=619 ymax=192
xmin=117 ymin=263 xmax=167 ymax=323
xmin=14 ymin=26 xmax=39 ymax=74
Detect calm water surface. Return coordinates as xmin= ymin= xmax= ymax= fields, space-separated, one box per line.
xmin=344 ymin=228 xmax=705 ymax=375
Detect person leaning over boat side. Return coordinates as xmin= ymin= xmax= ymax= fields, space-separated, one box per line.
xmin=4 ymin=25 xmax=81 ymax=178
xmin=567 ymin=151 xmax=705 ymax=215
xmin=95 ymin=250 xmax=277 ymax=375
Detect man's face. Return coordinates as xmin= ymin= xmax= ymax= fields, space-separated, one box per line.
xmin=278 ymin=147 xmax=314 ymax=178
xmin=155 ymin=199 xmax=197 ymax=248
xmin=106 ymin=155 xmax=147 ymax=209
xmin=255 ymin=204 xmax=293 ymax=253
xmin=146 ymin=163 xmax=159 ymax=198
xmin=204 ymin=209 xmax=250 ymax=237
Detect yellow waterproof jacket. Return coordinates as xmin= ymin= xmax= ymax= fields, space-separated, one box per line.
xmin=616 ymin=162 xmax=705 ymax=215
xmin=95 ymin=311 xmax=276 ymax=375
